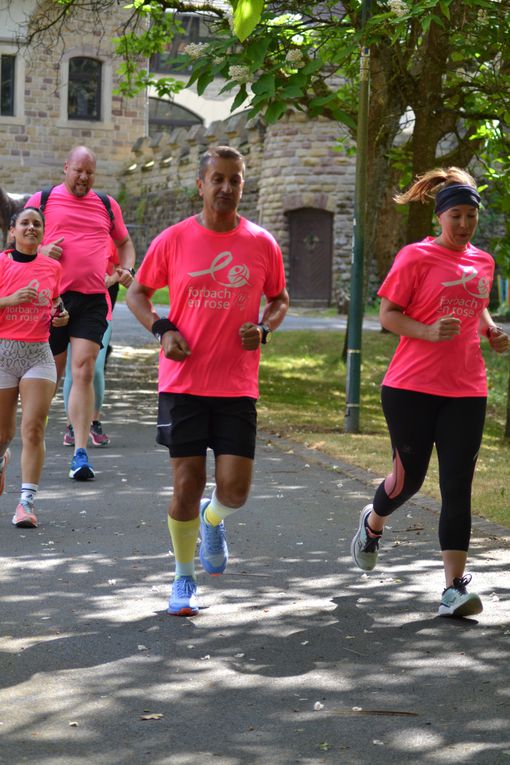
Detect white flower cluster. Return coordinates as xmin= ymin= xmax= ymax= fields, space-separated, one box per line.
xmin=183 ymin=42 xmax=208 ymax=60
xmin=228 ymin=65 xmax=252 ymax=84
xmin=388 ymin=0 xmax=408 ymax=17
xmin=285 ymin=49 xmax=305 ymax=68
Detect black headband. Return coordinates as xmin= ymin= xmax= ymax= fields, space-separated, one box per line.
xmin=435 ymin=184 xmax=481 ymax=215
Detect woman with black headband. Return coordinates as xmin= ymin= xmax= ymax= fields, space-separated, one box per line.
xmin=351 ymin=166 xmax=509 ymax=618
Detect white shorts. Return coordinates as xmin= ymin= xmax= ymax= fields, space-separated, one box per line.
xmin=0 ymin=339 xmax=57 ymax=387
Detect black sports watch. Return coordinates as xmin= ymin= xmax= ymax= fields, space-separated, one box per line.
xmin=123 ymin=267 xmax=136 ymax=277
xmin=258 ymin=323 xmax=272 ymax=344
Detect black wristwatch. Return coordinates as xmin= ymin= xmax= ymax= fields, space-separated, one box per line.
xmin=123 ymin=267 xmax=136 ymax=277
xmin=258 ymin=323 xmax=272 ymax=344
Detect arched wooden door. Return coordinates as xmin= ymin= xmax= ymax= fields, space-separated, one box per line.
xmin=287 ymin=207 xmax=333 ymax=304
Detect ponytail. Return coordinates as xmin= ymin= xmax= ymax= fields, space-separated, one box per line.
xmin=394 ymin=167 xmax=477 ymax=205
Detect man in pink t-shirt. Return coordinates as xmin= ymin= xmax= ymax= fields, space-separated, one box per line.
xmin=127 ymin=145 xmax=289 ymax=617
xmin=26 ymin=146 xmax=136 ymax=482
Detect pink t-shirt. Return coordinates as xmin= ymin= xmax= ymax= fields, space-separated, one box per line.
xmin=137 ymin=216 xmax=286 ymax=398
xmin=26 ymin=184 xmax=128 ymax=295
xmin=0 ymin=251 xmax=62 ymax=342
xmin=379 ymin=237 xmax=494 ymax=397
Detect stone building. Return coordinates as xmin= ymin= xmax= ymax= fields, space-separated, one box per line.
xmin=0 ymin=1 xmax=146 ymax=193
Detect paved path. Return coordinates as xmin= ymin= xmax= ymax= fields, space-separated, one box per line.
xmin=1 ymin=321 xmax=510 ymax=764
xmin=110 ymin=303 xmax=383 ymax=347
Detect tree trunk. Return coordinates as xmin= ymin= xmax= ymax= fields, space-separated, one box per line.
xmin=505 ymin=365 xmax=510 ymax=439
xmin=365 ymin=47 xmax=408 ymax=283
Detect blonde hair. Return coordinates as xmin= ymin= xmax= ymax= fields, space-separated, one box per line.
xmin=394 ymin=167 xmax=477 ymax=205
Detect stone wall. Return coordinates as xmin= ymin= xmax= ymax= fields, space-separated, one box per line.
xmin=121 ymin=111 xmax=357 ymax=305
xmin=0 ymin=3 xmax=145 ymax=196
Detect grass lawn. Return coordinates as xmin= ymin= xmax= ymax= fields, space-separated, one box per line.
xmin=118 ymin=284 xmax=169 ymax=305
xmin=258 ymin=330 xmax=510 ymax=529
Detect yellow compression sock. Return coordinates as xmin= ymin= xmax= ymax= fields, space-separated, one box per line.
xmin=204 ymin=489 xmax=240 ymax=527
xmin=167 ymin=515 xmax=200 ymax=579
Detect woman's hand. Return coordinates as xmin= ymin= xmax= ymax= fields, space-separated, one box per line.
xmin=487 ymin=326 xmax=510 ymax=353
xmin=117 ymin=267 xmax=134 ymax=288
xmin=50 ymin=298 xmax=69 ymax=327
xmin=51 ymin=307 xmax=69 ymax=327
xmin=40 ymin=237 xmax=64 ymax=261
xmin=2 ymin=285 xmax=39 ymax=306
xmin=105 ymin=271 xmax=120 ymax=289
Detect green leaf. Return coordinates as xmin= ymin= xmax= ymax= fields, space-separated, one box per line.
xmin=308 ymin=93 xmax=339 ymax=108
xmin=196 ymin=71 xmax=214 ymax=96
xmin=244 ymin=37 xmax=271 ymax=68
xmin=264 ymin=100 xmax=287 ymax=124
xmin=438 ymin=1 xmax=451 ymax=20
xmin=299 ymin=59 xmax=324 ymax=75
xmin=328 ymin=108 xmax=357 ymax=130
xmin=281 ymin=84 xmax=305 ymax=98
xmin=233 ymin=0 xmax=264 ymax=43
xmin=251 ymin=72 xmax=276 ymax=97
xmin=231 ymin=85 xmax=249 ymax=112
xmin=249 ymin=92 xmax=271 ymax=107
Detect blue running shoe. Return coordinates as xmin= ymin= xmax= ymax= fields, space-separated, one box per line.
xmin=167 ymin=576 xmax=199 ymax=617
xmin=199 ymin=498 xmax=228 ymax=575
xmin=69 ymin=448 xmax=95 ymax=481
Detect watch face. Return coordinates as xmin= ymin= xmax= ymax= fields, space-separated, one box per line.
xmin=260 ymin=324 xmax=272 ymax=344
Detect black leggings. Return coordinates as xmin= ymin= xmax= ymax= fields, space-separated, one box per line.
xmin=373 ymin=386 xmax=486 ymax=552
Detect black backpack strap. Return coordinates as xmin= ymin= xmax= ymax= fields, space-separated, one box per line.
xmin=38 ymin=187 xmax=114 ymax=231
xmin=39 ymin=186 xmax=55 ymax=212
xmin=95 ymin=191 xmax=114 ymax=230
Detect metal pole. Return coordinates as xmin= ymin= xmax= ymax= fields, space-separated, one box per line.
xmin=344 ymin=0 xmax=371 ymax=433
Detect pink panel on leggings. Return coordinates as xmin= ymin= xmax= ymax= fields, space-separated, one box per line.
xmin=384 ymin=449 xmax=405 ymax=499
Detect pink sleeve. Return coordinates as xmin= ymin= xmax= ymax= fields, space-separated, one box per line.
xmin=263 ymin=237 xmax=286 ymax=299
xmin=137 ymin=231 xmax=171 ymax=290
xmin=52 ymin=262 xmax=62 ymax=300
xmin=109 ymin=197 xmax=129 ymax=243
xmin=377 ymin=246 xmax=418 ymax=309
xmin=25 ymin=192 xmax=43 ymax=209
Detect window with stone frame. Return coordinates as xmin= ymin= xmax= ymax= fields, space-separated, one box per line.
xmin=150 ymin=12 xmax=217 ymax=75
xmin=0 ymin=54 xmax=15 ymax=116
xmin=68 ymin=57 xmax=102 ymax=120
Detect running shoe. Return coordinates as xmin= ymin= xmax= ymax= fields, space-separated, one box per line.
xmin=0 ymin=449 xmax=10 ymax=496
xmin=438 ymin=574 xmax=483 ymax=618
xmin=167 ymin=576 xmax=199 ymax=616
xmin=351 ymin=503 xmax=381 ymax=571
xmin=90 ymin=420 xmax=110 ymax=447
xmin=12 ymin=501 xmax=38 ymax=528
xmin=69 ymin=448 xmax=95 ymax=481
xmin=199 ymin=498 xmax=228 ymax=575
xmin=63 ymin=424 xmax=75 ymax=447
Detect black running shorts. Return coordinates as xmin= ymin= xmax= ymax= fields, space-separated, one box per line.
xmin=50 ymin=291 xmax=108 ymax=356
xmin=157 ymin=393 xmax=257 ymax=459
